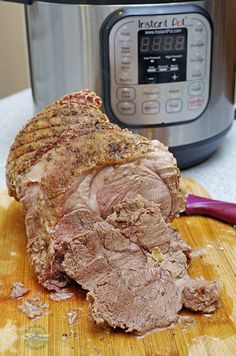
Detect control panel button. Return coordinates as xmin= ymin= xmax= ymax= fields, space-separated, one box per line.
xmin=119 ymin=42 xmax=133 ymax=55
xmin=117 ymin=101 xmax=135 ymax=115
xmin=190 ymin=58 xmax=205 ymax=66
xmin=166 ymin=99 xmax=183 ymax=113
xmin=171 ymin=74 xmax=179 ymax=81
xmin=191 ymin=67 xmax=204 ymax=79
xmin=142 ymin=86 xmax=160 ymax=100
xmin=120 ymin=57 xmax=132 ymax=66
xmin=188 ymin=52 xmax=205 ymax=80
xmin=192 ymin=32 xmax=205 ymax=42
xmin=118 ymin=25 xmax=131 ymax=41
xmin=193 ymin=53 xmax=204 ymax=62
xmin=116 ymin=70 xmax=133 ymax=84
xmin=193 ymin=21 xmax=204 ymax=34
xmin=166 ymin=85 xmax=182 ymax=99
xmin=188 ymin=96 xmax=204 ymax=110
xmin=142 ymin=101 xmax=160 ymax=115
xmin=189 ymin=82 xmax=204 ymax=96
xmin=117 ymin=87 xmax=135 ymax=100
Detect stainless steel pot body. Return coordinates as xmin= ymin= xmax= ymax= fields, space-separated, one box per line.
xmin=25 ymin=0 xmax=235 ymax=156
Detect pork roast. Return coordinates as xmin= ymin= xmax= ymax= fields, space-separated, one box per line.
xmin=6 ymin=89 xmax=220 ymax=335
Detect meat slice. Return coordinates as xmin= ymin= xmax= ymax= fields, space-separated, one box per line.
xmin=87 ymin=268 xmax=182 ymax=335
xmin=63 ymin=222 xmax=147 ymax=291
xmin=106 ymin=196 xmax=173 ymax=253
xmin=182 ymin=279 xmax=220 ymax=313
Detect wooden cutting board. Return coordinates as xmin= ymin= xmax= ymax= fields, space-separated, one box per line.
xmin=0 ymin=178 xmax=236 ymax=356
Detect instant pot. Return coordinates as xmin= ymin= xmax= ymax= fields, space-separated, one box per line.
xmin=5 ymin=0 xmax=236 ymax=168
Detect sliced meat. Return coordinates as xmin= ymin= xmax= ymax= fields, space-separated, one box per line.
xmin=62 ymin=222 xmax=147 ymax=291
xmin=182 ymin=279 xmax=221 ymax=313
xmin=87 ymin=268 xmax=182 ymax=335
xmin=106 ymin=196 xmax=173 ymax=253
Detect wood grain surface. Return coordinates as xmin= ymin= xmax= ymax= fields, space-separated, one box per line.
xmin=0 ymin=177 xmax=236 ymax=356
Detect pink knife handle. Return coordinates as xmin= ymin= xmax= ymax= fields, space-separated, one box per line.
xmin=185 ymin=194 xmax=236 ymax=225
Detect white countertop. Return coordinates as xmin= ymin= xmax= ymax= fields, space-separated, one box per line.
xmin=0 ymin=88 xmax=236 ymax=202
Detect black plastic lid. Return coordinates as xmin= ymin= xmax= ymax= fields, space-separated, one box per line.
xmin=3 ymin=0 xmax=200 ymax=5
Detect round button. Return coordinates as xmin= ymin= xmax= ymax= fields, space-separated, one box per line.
xmin=142 ymin=86 xmax=160 ymax=100
xmin=188 ymin=96 xmax=204 ymax=110
xmin=142 ymin=101 xmax=160 ymax=115
xmin=189 ymin=82 xmax=204 ymax=96
xmin=117 ymin=87 xmax=135 ymax=101
xmin=117 ymin=101 xmax=135 ymax=115
xmin=166 ymin=99 xmax=183 ymax=113
xmin=166 ymin=85 xmax=182 ymax=99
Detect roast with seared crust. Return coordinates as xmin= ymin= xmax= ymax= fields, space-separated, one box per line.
xmin=6 ymin=89 xmax=220 ymax=335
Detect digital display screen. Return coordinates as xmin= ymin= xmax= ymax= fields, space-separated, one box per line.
xmin=139 ymin=34 xmax=186 ymax=53
xmin=138 ymin=28 xmax=187 ymax=84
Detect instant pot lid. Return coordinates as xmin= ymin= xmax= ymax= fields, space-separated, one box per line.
xmin=5 ymin=0 xmax=200 ymax=4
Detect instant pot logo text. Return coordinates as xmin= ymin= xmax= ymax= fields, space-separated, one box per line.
xmin=138 ymin=17 xmax=185 ymax=29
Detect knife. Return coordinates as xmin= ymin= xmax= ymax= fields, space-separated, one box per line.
xmin=183 ymin=194 xmax=236 ymax=225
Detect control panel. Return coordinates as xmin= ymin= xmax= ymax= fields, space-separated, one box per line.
xmin=101 ymin=7 xmax=212 ymax=126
